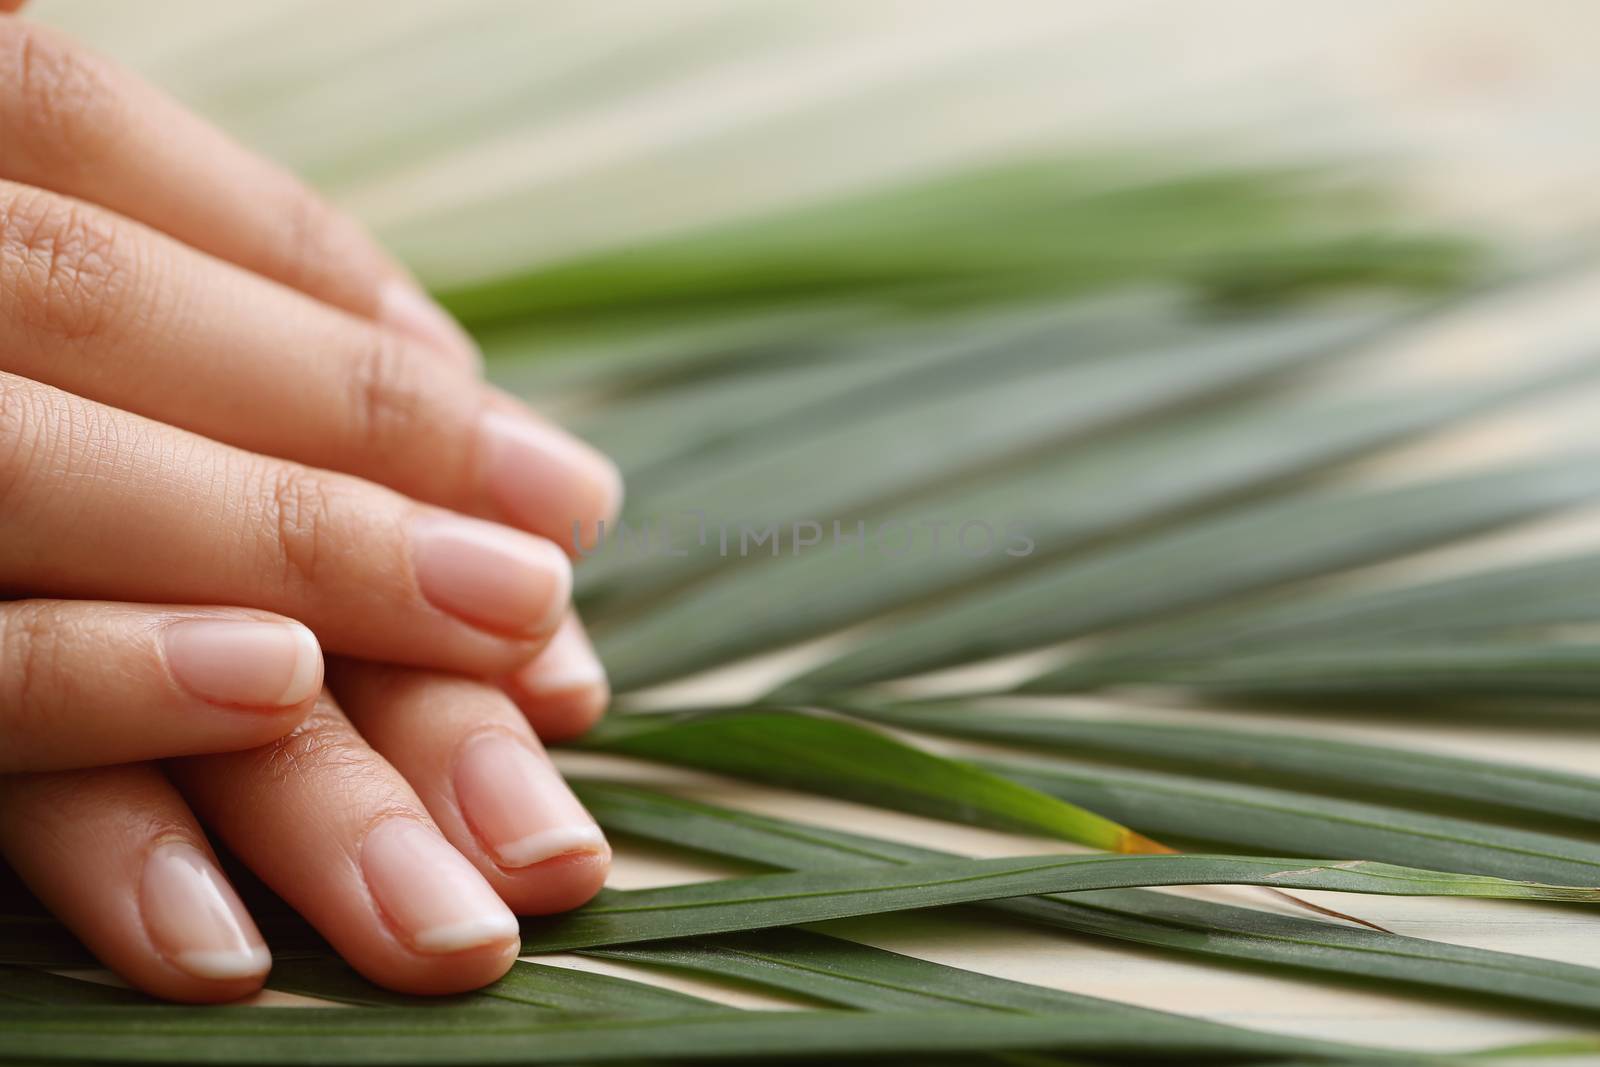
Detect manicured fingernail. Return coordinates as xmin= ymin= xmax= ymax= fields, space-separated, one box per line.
xmin=511 ymin=615 xmax=606 ymax=697
xmin=141 ymin=842 xmax=270 ymax=981
xmin=361 ymin=818 xmax=519 ymax=954
xmin=454 ymin=732 xmax=609 ymax=869
xmin=411 ymin=515 xmax=571 ymax=638
xmin=478 ymin=410 xmax=623 ymax=549
xmin=163 ymin=619 xmax=322 ymax=709
xmin=378 ymin=279 xmax=481 ymax=370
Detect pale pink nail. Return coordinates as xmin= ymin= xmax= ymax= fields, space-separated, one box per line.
xmin=361 ymin=818 xmax=519 ymax=954
xmin=377 ymin=279 xmax=481 ymax=370
xmin=141 ymin=842 xmax=270 ymax=980
xmin=478 ymin=411 xmax=623 ymax=548
xmin=511 ymin=615 xmax=606 ymax=697
xmin=163 ymin=619 xmax=322 ymax=709
xmin=455 ymin=732 xmax=608 ymax=869
xmin=410 ymin=515 xmax=571 ymax=638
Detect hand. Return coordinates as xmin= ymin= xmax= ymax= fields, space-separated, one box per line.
xmin=0 ymin=14 xmax=619 ymax=1000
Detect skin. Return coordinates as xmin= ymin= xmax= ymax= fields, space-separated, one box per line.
xmin=0 ymin=10 xmax=617 ymax=1001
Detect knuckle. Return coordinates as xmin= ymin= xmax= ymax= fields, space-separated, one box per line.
xmin=0 ymin=23 xmax=121 ymax=177
xmin=0 ymin=375 xmax=39 ymax=515
xmin=348 ymin=331 xmax=432 ymax=458
xmin=0 ymin=185 xmax=131 ymax=343
xmin=274 ymin=187 xmax=375 ymax=298
xmin=251 ymin=704 xmax=364 ymax=783
xmin=274 ymin=189 xmax=334 ymax=294
xmin=239 ymin=702 xmax=399 ymax=809
xmin=256 ymin=463 xmax=340 ymax=595
xmin=0 ymin=373 xmax=62 ymax=524
xmin=0 ymin=600 xmax=62 ymax=741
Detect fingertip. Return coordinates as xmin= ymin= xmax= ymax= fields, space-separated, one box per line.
xmin=507 ymin=681 xmax=610 ymax=743
xmin=161 ymin=615 xmax=324 ymax=712
xmin=494 ymin=825 xmax=608 ymax=869
xmin=143 ymin=969 xmax=270 ymax=1005
xmin=139 ymin=840 xmax=272 ymax=996
xmin=590 ymin=452 xmax=625 ymax=533
xmin=450 ymin=730 xmax=610 ymax=885
xmin=409 ymin=515 xmax=573 ymax=642
xmin=278 ymin=621 xmax=326 ymax=708
xmin=361 ymin=817 xmax=520 ymax=957
xmin=495 ymin=848 xmax=611 ymax=917
xmin=476 ymin=406 xmax=624 ymax=552
xmin=349 ymin=936 xmax=521 ymax=998
xmin=503 ymin=615 xmax=609 ymax=742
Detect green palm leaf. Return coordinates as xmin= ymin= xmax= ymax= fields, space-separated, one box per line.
xmin=583 ymin=929 xmax=1128 ymax=1014
xmin=520 ymin=854 xmax=1596 ymax=955
xmin=262 ymin=958 xmax=719 ymax=1016
xmin=435 ymin=160 xmax=1475 ymax=328
xmin=578 ymin=298 xmax=1418 ymax=613
xmin=575 ymin=709 xmax=1162 ymax=852
xmin=0 ymin=969 xmax=152 ymax=1006
xmin=846 ymin=702 xmax=1600 ymax=828
xmin=1024 ymin=640 xmax=1600 ymax=702
xmin=577 ymin=782 xmax=1600 ymax=1016
xmin=776 ymin=454 xmax=1600 ymax=697
xmin=0 ymin=1005 xmax=1472 ymax=1065
xmin=595 ymin=355 xmax=1599 ymax=689
xmin=984 ymin=756 xmax=1600 ymax=886
xmin=1022 ymin=550 xmax=1600 ymax=692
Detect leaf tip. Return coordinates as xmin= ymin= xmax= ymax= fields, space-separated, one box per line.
xmin=1118 ymin=831 xmax=1177 ymax=855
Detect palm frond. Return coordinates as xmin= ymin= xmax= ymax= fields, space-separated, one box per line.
xmin=846 ymin=702 xmax=1600 ymax=828
xmin=0 ymin=1004 xmax=1479 ymax=1065
xmin=776 ymin=454 xmax=1600 ymax=697
xmin=576 ymin=709 xmax=1161 ymax=852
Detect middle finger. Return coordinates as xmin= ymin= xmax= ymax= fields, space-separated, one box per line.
xmin=330 ymin=661 xmax=610 ymax=916
xmin=0 ymin=372 xmax=569 ymax=677
xmin=0 ymin=180 xmax=618 ymax=551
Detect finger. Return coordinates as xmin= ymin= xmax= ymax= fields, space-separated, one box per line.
xmin=330 ymin=662 xmax=609 ymax=915
xmin=0 ymin=181 xmax=619 ymax=549
xmin=172 ymin=694 xmax=521 ymax=995
xmin=0 ymin=764 xmax=269 ymax=1002
xmin=500 ymin=613 xmax=611 ymax=743
xmin=0 ymin=600 xmax=320 ymax=773
xmin=0 ymin=20 xmax=474 ymax=365
xmin=0 ymin=373 xmax=570 ymax=677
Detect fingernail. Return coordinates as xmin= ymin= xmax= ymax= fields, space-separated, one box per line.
xmin=511 ymin=615 xmax=606 ymax=697
xmin=163 ymin=619 xmax=322 ymax=709
xmin=478 ymin=410 xmax=623 ymax=549
xmin=141 ymin=842 xmax=270 ymax=981
xmin=378 ymin=279 xmax=481 ymax=371
xmin=361 ymin=818 xmax=520 ymax=954
xmin=454 ymin=732 xmax=609 ymax=869
xmin=411 ymin=515 xmax=571 ymax=638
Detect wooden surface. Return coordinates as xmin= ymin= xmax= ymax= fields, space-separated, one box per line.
xmin=28 ymin=0 xmax=1600 ymax=1057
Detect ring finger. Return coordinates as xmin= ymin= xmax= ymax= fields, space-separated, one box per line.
xmin=171 ymin=693 xmax=522 ymax=995
xmin=330 ymin=661 xmax=610 ymax=916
